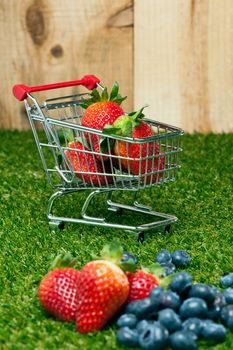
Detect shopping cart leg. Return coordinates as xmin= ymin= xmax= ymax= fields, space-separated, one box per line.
xmin=47 ymin=188 xmax=112 ymax=230
xmin=138 ymin=232 xmax=145 ymax=243
xmin=81 ymin=189 xmax=108 ymax=222
xmin=47 ymin=190 xmax=69 ymax=231
xmin=165 ymin=224 xmax=172 ymax=233
xmin=106 ymin=191 xmax=123 ymax=215
xmin=49 ymin=220 xmax=65 ymax=231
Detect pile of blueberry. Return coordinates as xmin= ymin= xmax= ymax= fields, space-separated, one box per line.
xmin=155 ymin=249 xmax=191 ymax=277
xmin=117 ymin=250 xmax=233 ymax=350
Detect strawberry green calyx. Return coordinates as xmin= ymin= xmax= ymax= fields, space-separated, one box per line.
xmin=58 ymin=130 xmax=90 ymax=149
xmin=57 ymin=130 xmax=79 ymax=145
xmin=142 ymin=263 xmax=173 ymax=289
xmin=101 ymin=240 xmax=123 ymax=263
xmin=101 ymin=240 xmax=136 ymax=273
xmin=49 ymin=251 xmax=78 ymax=270
xmin=120 ymin=259 xmax=137 ymax=274
xmin=102 ymin=106 xmax=148 ymax=137
xmin=81 ymin=81 xmax=127 ymax=109
xmin=143 ymin=262 xmax=165 ymax=278
xmin=71 ymin=136 xmax=89 ymax=149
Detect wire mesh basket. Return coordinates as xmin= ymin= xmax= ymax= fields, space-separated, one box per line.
xmin=13 ymin=75 xmax=183 ymax=241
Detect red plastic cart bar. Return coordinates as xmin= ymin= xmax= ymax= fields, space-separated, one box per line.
xmin=12 ymin=75 xmax=100 ymax=101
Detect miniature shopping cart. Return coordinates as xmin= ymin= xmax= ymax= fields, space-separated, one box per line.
xmin=13 ymin=75 xmax=183 ymax=242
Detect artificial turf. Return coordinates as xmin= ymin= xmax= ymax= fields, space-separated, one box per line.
xmin=0 ymin=130 xmax=233 ymax=350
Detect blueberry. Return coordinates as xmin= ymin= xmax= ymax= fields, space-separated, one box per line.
xmin=158 ymin=308 xmax=182 ymax=333
xmin=208 ymin=303 xmax=222 ymax=321
xmin=139 ymin=322 xmax=169 ymax=350
xmin=221 ymin=305 xmax=233 ymax=331
xmin=223 ymin=288 xmax=233 ymax=304
xmin=160 ymin=291 xmax=181 ymax=311
xmin=137 ymin=320 xmax=154 ymax=333
xmin=155 ymin=249 xmax=172 ymax=264
xmin=201 ymin=319 xmax=214 ymax=326
xmin=117 ymin=327 xmax=139 ymax=347
xmin=125 ymin=298 xmax=159 ymax=320
xmin=169 ymin=272 xmax=192 ymax=296
xmin=220 ymin=273 xmax=233 ymax=288
xmin=207 ymin=288 xmax=223 ymax=319
xmin=188 ymin=283 xmax=216 ymax=305
xmin=184 ymin=331 xmax=198 ymax=341
xmin=209 ymin=284 xmax=219 ymax=297
xmin=169 ymin=330 xmax=197 ymax=350
xmin=150 ymin=287 xmax=164 ymax=301
xmin=182 ymin=318 xmax=203 ymax=338
xmin=160 ymin=262 xmax=176 ymax=277
xmin=201 ymin=321 xmax=226 ymax=343
xmin=121 ymin=251 xmax=138 ymax=265
xmin=125 ymin=299 xmax=141 ymax=315
xmin=171 ymin=250 xmax=191 ymax=268
xmin=116 ymin=314 xmax=138 ymax=328
xmin=214 ymin=293 xmax=226 ymax=308
xmin=179 ymin=297 xmax=208 ymax=320
xmin=221 ymin=304 xmax=233 ymax=323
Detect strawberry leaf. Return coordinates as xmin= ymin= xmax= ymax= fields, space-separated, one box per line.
xmin=57 ymin=130 xmax=66 ymax=144
xmin=74 ymin=136 xmax=90 ymax=149
xmin=120 ymin=259 xmax=137 ymax=273
xmin=91 ymin=88 xmax=101 ymax=101
xmin=142 ymin=263 xmax=175 ymax=289
xmin=80 ymin=103 xmax=88 ymax=109
xmin=101 ymin=87 xmax=109 ymax=102
xmin=80 ymin=98 xmax=95 ymax=109
xmin=101 ymin=240 xmax=123 ymax=264
xmin=50 ymin=250 xmax=78 ymax=270
xmin=58 ymin=130 xmax=75 ymax=144
xmin=112 ymin=95 xmax=127 ymax=105
xmin=128 ymin=106 xmax=148 ymax=120
xmin=159 ymin=274 xmax=174 ymax=289
xmin=121 ymin=120 xmax=133 ymax=136
xmin=66 ymin=130 xmax=76 ymax=143
xmin=99 ymin=137 xmax=115 ymax=153
xmin=80 ymin=81 xmax=127 ymax=107
xmin=142 ymin=263 xmax=165 ymax=277
xmin=102 ymin=124 xmax=122 ymax=135
xmin=110 ymin=81 xmax=119 ymax=101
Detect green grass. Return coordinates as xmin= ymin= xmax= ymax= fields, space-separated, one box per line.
xmin=0 ymin=130 xmax=233 ymax=350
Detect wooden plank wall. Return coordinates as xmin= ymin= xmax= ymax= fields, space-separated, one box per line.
xmin=0 ymin=0 xmax=233 ymax=132
xmin=134 ymin=0 xmax=233 ymax=132
xmin=0 ymin=0 xmax=133 ymax=129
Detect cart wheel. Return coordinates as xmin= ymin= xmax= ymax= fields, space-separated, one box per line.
xmin=138 ymin=232 xmax=145 ymax=243
xmin=108 ymin=206 xmax=123 ymax=215
xmin=165 ymin=224 xmax=171 ymax=234
xmin=49 ymin=221 xmax=65 ymax=232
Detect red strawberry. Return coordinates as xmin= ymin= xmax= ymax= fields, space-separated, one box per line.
xmin=75 ymin=241 xmax=135 ymax=333
xmin=81 ymin=82 xmax=127 ymax=160
xmin=38 ymin=252 xmax=80 ymax=322
xmin=127 ymin=264 xmax=171 ymax=303
xmin=103 ymin=107 xmax=165 ymax=183
xmin=65 ymin=140 xmax=113 ymax=186
xmin=142 ymin=153 xmax=165 ymax=184
xmin=113 ymin=120 xmax=155 ymax=172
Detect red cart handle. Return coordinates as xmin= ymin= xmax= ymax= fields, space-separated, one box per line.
xmin=12 ymin=75 xmax=101 ymax=101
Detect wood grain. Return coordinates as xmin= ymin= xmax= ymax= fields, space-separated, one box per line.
xmin=134 ymin=0 xmax=233 ymax=132
xmin=1 ymin=0 xmax=233 ymax=132
xmin=0 ymin=0 xmax=133 ymax=129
